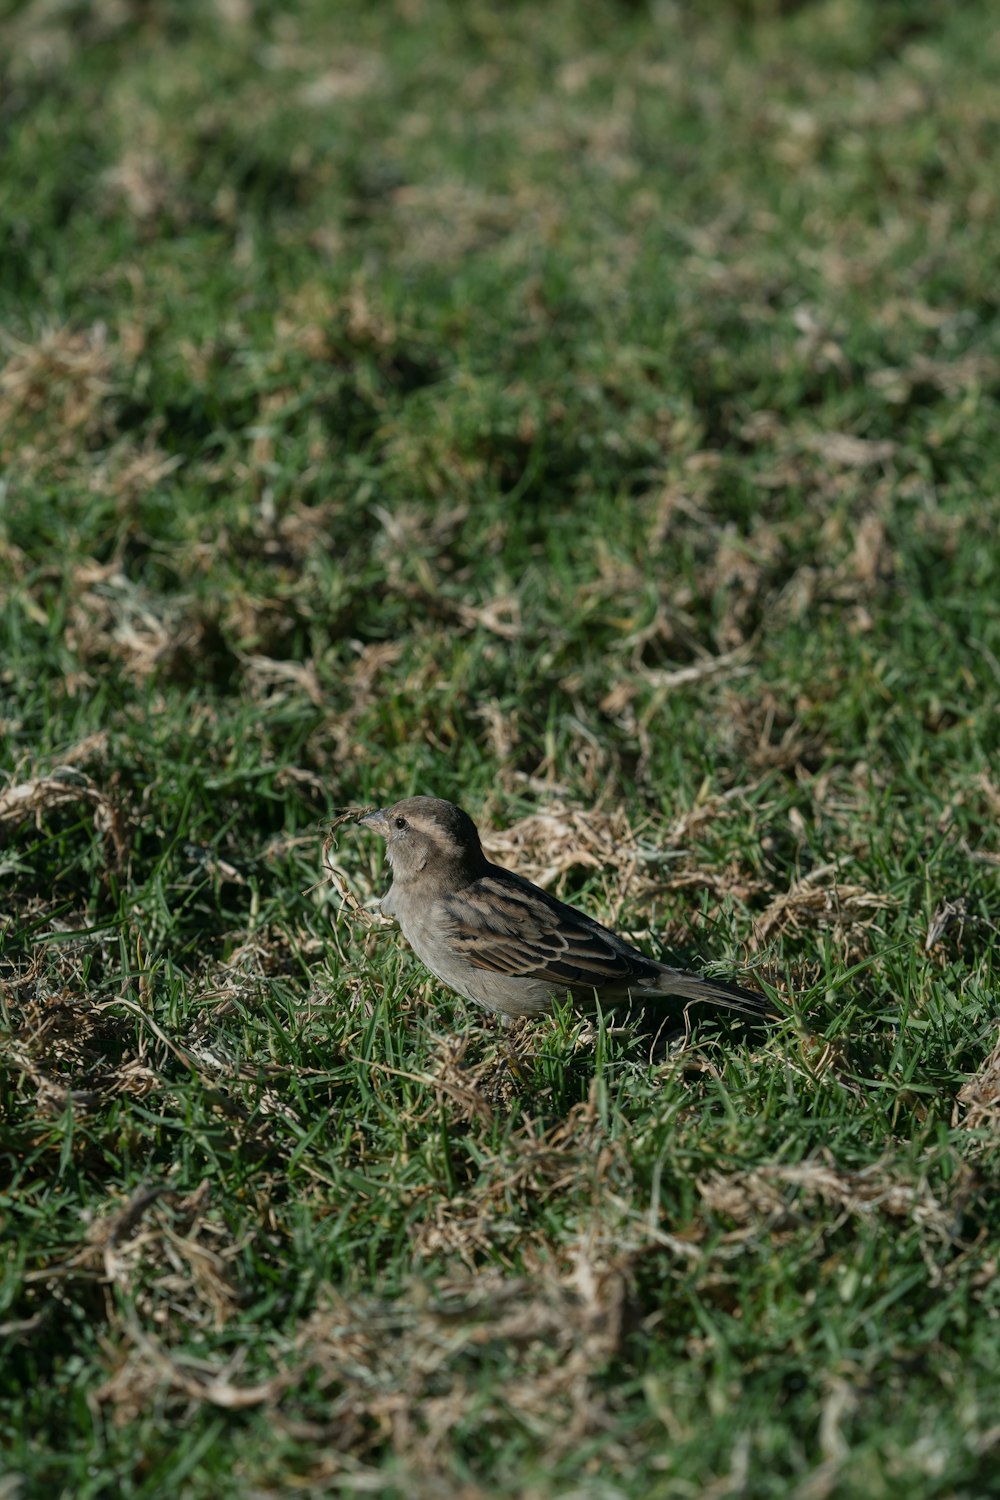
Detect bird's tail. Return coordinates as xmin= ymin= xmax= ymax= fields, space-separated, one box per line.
xmin=644 ymin=967 xmax=776 ymax=1019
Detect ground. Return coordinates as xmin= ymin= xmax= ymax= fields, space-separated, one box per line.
xmin=1 ymin=1 xmax=999 ymax=1496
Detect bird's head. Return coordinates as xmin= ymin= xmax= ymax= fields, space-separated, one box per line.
xmin=359 ymin=796 xmax=486 ymax=887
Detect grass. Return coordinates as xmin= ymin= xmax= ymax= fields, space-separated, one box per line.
xmin=2 ymin=0 xmax=1000 ymax=1494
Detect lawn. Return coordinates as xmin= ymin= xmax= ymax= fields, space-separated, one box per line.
xmin=1 ymin=1 xmax=999 ymax=1495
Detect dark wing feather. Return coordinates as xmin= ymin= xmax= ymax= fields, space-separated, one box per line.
xmin=442 ymin=866 xmax=774 ymax=1018
xmin=443 ymin=869 xmax=660 ymax=993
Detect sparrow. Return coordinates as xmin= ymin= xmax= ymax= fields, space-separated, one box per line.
xmin=358 ymin=796 xmax=771 ymax=1024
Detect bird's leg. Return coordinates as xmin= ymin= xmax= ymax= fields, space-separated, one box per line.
xmin=495 ymin=1014 xmax=532 ymax=1087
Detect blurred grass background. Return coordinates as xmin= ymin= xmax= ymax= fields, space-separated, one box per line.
xmin=1 ymin=1 xmax=999 ymax=1495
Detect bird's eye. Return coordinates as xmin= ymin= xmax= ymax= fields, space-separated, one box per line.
xmin=394 ymin=815 xmax=407 ymax=830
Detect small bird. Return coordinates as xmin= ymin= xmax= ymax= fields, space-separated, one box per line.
xmin=358 ymin=796 xmax=771 ymax=1024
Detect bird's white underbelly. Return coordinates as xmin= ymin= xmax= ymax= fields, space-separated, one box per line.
xmin=397 ymin=906 xmax=550 ymax=1016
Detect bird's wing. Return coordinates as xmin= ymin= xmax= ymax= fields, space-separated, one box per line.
xmin=441 ymin=867 xmax=774 ymax=1018
xmin=442 ymin=870 xmax=657 ymax=992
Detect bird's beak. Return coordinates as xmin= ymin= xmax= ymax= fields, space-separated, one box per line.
xmin=359 ymin=807 xmax=389 ymax=837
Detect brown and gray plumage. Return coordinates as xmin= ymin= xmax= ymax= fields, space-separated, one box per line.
xmin=359 ymin=796 xmax=771 ymax=1024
